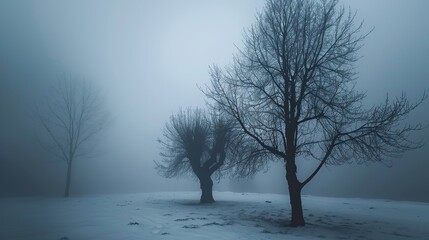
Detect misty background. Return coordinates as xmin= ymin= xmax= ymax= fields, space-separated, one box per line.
xmin=1 ymin=0 xmax=428 ymax=202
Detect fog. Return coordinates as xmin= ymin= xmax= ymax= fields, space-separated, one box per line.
xmin=1 ymin=0 xmax=428 ymax=202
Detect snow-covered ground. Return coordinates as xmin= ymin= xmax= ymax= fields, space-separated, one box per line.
xmin=1 ymin=191 xmax=428 ymax=240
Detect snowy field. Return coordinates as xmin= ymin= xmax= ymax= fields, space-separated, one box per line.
xmin=1 ymin=191 xmax=428 ymax=240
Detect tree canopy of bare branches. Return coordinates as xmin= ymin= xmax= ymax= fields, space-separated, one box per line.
xmin=39 ymin=75 xmax=106 ymax=197
xmin=204 ymin=0 xmax=426 ymax=226
xmin=156 ymin=108 xmax=234 ymax=203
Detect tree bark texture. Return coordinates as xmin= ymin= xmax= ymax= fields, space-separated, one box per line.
xmin=286 ymin=158 xmax=305 ymax=226
xmin=199 ymin=176 xmax=214 ymax=204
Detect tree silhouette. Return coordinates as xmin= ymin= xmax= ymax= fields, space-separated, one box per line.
xmin=39 ymin=75 xmax=106 ymax=197
xmin=156 ymin=108 xmax=233 ymax=203
xmin=204 ymin=0 xmax=426 ymax=226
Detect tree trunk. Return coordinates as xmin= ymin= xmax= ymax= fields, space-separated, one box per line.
xmin=199 ymin=176 xmax=214 ymax=204
xmin=287 ymin=180 xmax=304 ymax=226
xmin=286 ymin=161 xmax=305 ymax=226
xmin=64 ymin=161 xmax=72 ymax=198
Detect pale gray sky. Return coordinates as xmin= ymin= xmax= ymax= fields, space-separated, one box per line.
xmin=1 ymin=0 xmax=428 ymax=201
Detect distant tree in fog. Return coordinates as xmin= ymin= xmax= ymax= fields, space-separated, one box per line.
xmin=39 ymin=75 xmax=106 ymax=197
xmin=156 ymin=108 xmax=234 ymax=203
xmin=204 ymin=0 xmax=426 ymax=226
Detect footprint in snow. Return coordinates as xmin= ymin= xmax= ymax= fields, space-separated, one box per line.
xmin=175 ymin=217 xmax=195 ymax=221
xmin=183 ymin=224 xmax=200 ymax=229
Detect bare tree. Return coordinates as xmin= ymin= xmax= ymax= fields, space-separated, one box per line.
xmin=156 ymin=108 xmax=233 ymax=203
xmin=204 ymin=0 xmax=426 ymax=226
xmin=39 ymin=75 xmax=106 ymax=197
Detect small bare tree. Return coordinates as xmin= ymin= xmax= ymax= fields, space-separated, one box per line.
xmin=156 ymin=108 xmax=233 ymax=203
xmin=39 ymin=75 xmax=106 ymax=197
xmin=204 ymin=0 xmax=426 ymax=226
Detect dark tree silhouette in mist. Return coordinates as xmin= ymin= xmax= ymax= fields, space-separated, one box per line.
xmin=39 ymin=75 xmax=106 ymax=197
xmin=156 ymin=108 xmax=233 ymax=203
xmin=204 ymin=0 xmax=426 ymax=226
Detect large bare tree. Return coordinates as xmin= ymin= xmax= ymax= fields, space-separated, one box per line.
xmin=39 ymin=75 xmax=106 ymax=197
xmin=156 ymin=108 xmax=233 ymax=203
xmin=204 ymin=0 xmax=426 ymax=226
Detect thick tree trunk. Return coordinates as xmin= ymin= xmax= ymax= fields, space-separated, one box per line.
xmin=285 ymin=161 xmax=305 ymax=226
xmin=199 ymin=176 xmax=214 ymax=204
xmin=64 ymin=161 xmax=72 ymax=198
xmin=287 ymin=179 xmax=304 ymax=226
